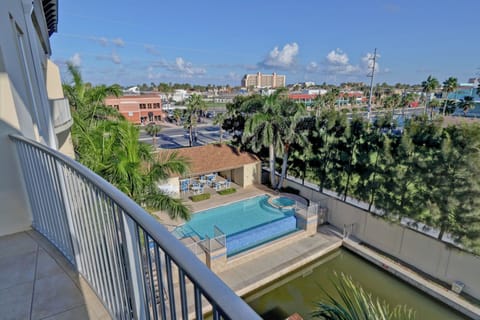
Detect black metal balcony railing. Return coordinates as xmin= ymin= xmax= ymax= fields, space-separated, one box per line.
xmin=10 ymin=134 xmax=260 ymax=320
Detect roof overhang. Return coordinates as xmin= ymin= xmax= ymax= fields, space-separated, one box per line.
xmin=42 ymin=0 xmax=58 ymax=36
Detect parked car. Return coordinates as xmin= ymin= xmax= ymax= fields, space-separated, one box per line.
xmin=206 ymin=111 xmax=215 ymax=118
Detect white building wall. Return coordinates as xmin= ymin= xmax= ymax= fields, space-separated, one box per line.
xmin=0 ymin=0 xmax=59 ymax=235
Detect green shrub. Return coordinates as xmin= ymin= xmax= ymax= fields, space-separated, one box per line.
xmin=218 ymin=188 xmax=236 ymax=195
xmin=190 ymin=193 xmax=211 ymax=202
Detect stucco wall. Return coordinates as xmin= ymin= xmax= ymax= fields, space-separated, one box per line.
xmin=242 ymin=163 xmax=260 ymax=187
xmin=0 ymin=0 xmax=60 ymax=235
xmin=283 ymin=176 xmax=480 ymax=300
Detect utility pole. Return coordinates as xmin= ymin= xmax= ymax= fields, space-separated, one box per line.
xmin=367 ymin=48 xmax=377 ymax=120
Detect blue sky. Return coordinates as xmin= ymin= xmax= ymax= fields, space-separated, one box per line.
xmin=51 ymin=0 xmax=479 ymax=87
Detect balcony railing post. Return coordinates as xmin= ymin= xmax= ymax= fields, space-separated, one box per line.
xmin=121 ymin=212 xmax=147 ymax=320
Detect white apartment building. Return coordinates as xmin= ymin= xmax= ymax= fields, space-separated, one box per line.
xmin=172 ymin=89 xmax=189 ymax=102
xmin=1 ymin=0 xmax=74 ymax=235
xmin=242 ymin=72 xmax=286 ymax=88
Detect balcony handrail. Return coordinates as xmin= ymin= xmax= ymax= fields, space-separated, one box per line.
xmin=10 ymin=134 xmax=260 ymax=320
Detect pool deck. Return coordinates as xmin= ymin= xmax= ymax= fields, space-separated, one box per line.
xmin=217 ymin=226 xmax=342 ymax=297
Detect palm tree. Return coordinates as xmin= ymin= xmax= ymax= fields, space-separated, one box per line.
xmin=65 ymin=66 xmax=191 ymax=220
xmin=276 ymin=101 xmax=307 ymax=189
xmin=242 ymin=90 xmax=307 ymax=189
xmin=145 ymin=123 xmax=162 ymax=147
xmin=312 ymin=273 xmax=416 ymax=320
xmin=185 ymin=94 xmax=206 ymax=146
xmin=213 ymin=112 xmax=226 ymax=144
xmin=460 ymin=96 xmax=475 ymax=115
xmin=401 ymin=93 xmax=415 ymax=116
xmin=442 ymin=77 xmax=458 ymax=116
xmin=243 ymin=89 xmax=287 ymax=187
xmin=172 ymin=109 xmax=183 ymax=125
xmin=421 ymin=75 xmax=439 ymax=117
xmin=383 ymin=94 xmax=401 ymax=115
xmin=63 ymin=63 xmax=122 ymax=125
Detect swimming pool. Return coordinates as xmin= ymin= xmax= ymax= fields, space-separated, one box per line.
xmin=173 ymin=195 xmax=299 ymax=255
xmin=271 ymin=196 xmax=296 ymax=207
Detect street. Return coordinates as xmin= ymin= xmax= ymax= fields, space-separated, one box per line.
xmin=139 ymin=120 xmax=231 ymax=149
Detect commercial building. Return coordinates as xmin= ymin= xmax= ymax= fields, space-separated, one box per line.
xmin=105 ymin=94 xmax=165 ymax=124
xmin=0 ymin=1 xmax=259 ymax=319
xmin=242 ymin=72 xmax=286 ymax=88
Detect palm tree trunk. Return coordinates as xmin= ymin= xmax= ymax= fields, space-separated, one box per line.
xmin=368 ymin=151 xmax=380 ymax=212
xmin=189 ymin=125 xmax=193 ymax=147
xmin=343 ymin=144 xmax=356 ymax=201
xmin=442 ymin=95 xmax=448 ymax=116
xmin=276 ymin=146 xmax=289 ymax=190
xmin=423 ymin=93 xmax=428 ymax=116
xmin=269 ymin=144 xmax=276 ymax=187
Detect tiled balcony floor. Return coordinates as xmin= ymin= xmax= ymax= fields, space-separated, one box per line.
xmin=0 ymin=230 xmax=110 ymax=320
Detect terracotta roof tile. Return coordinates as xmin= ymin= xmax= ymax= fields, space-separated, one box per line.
xmin=162 ymin=144 xmax=260 ymax=177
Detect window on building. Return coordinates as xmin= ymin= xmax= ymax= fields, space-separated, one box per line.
xmin=139 ymin=104 xmax=146 ymax=109
xmin=147 ymin=103 xmax=152 ymax=109
xmin=154 ymin=115 xmax=161 ymax=121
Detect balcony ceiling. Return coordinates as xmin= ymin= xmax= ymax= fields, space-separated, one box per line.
xmin=42 ymin=0 xmax=58 ymax=36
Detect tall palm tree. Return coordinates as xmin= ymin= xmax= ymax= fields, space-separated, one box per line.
xmin=312 ymin=273 xmax=416 ymax=320
xmin=213 ymin=112 xmax=226 ymax=144
xmin=276 ymin=101 xmax=307 ymax=189
xmin=421 ymin=75 xmax=439 ymax=117
xmin=145 ymin=123 xmax=162 ymax=147
xmin=185 ymin=94 xmax=206 ymax=146
xmin=442 ymin=77 xmax=458 ymax=116
xmin=243 ymin=90 xmax=307 ymax=189
xmin=172 ymin=109 xmax=183 ymax=125
xmin=63 ymin=63 xmax=122 ymax=125
xmin=243 ymin=89 xmax=286 ymax=187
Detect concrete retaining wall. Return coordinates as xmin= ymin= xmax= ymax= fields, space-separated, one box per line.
xmin=283 ymin=177 xmax=480 ymax=301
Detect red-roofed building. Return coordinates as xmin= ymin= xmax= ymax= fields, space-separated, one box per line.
xmin=288 ymin=93 xmax=318 ymax=106
xmin=104 ymin=95 xmax=165 ymax=125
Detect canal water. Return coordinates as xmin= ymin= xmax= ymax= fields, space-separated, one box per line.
xmin=245 ymin=249 xmax=468 ymax=320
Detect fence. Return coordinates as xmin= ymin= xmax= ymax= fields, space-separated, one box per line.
xmin=11 ymin=134 xmax=260 ymax=320
xmin=280 ymin=171 xmax=480 ymax=301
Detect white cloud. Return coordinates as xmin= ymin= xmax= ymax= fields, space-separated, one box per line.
xmin=111 ymin=38 xmax=125 ymax=47
xmin=326 ymin=48 xmax=349 ymax=65
xmin=111 ymin=51 xmax=121 ymax=64
xmin=171 ymin=57 xmax=206 ymax=76
xmin=323 ymin=48 xmax=361 ymax=75
xmin=306 ymin=61 xmax=319 ymax=72
xmin=69 ymin=53 xmax=81 ymax=67
xmin=261 ymin=42 xmax=299 ymax=69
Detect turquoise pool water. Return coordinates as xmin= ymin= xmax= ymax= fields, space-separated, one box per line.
xmin=271 ymin=196 xmax=295 ymax=207
xmin=175 ymin=195 xmax=295 ymax=239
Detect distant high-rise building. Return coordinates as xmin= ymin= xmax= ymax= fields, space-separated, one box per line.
xmin=241 ymin=72 xmax=286 ymax=88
